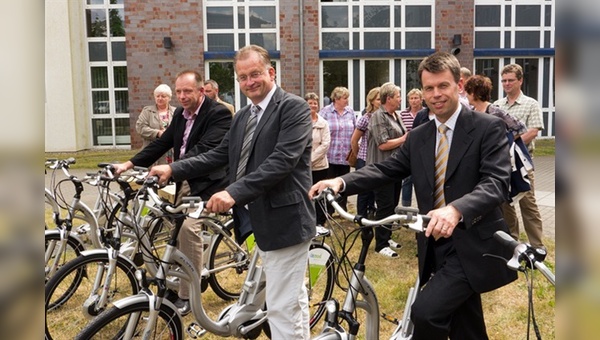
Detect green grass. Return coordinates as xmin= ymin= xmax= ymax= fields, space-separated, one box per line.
xmin=45 ymin=149 xmax=138 ymax=169
xmin=534 ymin=138 xmax=555 ymax=156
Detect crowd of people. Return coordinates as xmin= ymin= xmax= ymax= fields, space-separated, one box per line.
xmin=124 ymin=45 xmax=546 ymax=339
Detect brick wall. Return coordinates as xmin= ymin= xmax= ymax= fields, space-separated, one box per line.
xmin=125 ymin=1 xmax=205 ymax=149
xmin=279 ymin=1 xmax=300 ymax=95
xmin=302 ymin=0 xmax=321 ymax=97
xmin=435 ymin=0 xmax=474 ymax=71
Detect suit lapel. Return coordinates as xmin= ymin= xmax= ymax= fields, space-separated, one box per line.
xmin=172 ymin=107 xmax=185 ymax=154
xmin=252 ymin=87 xmax=281 ymax=143
xmin=419 ymin=121 xmax=437 ymax=190
xmin=445 ymin=108 xmax=474 ymax=182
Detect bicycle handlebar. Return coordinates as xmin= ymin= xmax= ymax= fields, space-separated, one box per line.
xmin=313 ymin=188 xmax=430 ymax=233
xmin=493 ymin=230 xmax=555 ymax=285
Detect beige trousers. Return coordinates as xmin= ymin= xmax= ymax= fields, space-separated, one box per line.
xmin=175 ymin=181 xmax=205 ymax=299
xmin=501 ymin=169 xmax=545 ymax=248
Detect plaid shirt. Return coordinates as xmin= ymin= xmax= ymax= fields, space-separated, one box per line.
xmin=494 ymin=91 xmax=544 ymax=152
xmin=355 ymin=113 xmax=371 ymax=160
xmin=320 ymin=104 xmax=356 ymax=165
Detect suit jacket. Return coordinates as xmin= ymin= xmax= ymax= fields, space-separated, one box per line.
xmin=171 ymin=87 xmax=316 ymax=251
xmin=130 ymin=97 xmax=232 ymax=198
xmin=342 ymin=107 xmax=517 ymax=293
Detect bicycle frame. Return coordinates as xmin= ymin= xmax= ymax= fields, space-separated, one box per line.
xmin=313 ymin=189 xmax=427 ymax=340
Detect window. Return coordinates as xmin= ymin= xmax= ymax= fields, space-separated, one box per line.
xmin=86 ymin=0 xmax=129 ymax=147
xmin=475 ymin=0 xmax=551 ymax=49
xmin=320 ymin=0 xmax=433 ymax=111
xmin=205 ymin=0 xmax=278 ymax=52
xmin=204 ymin=0 xmax=279 ymax=109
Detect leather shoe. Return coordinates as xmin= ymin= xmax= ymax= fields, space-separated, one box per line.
xmin=174 ymin=298 xmax=191 ymax=316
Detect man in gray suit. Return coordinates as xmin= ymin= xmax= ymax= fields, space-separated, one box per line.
xmin=150 ymin=45 xmax=315 ymax=339
xmin=310 ymin=52 xmax=516 ymax=339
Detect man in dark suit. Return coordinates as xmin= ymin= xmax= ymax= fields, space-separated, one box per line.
xmin=113 ymin=70 xmax=232 ymax=314
xmin=151 ymin=45 xmax=315 ymax=339
xmin=310 ymin=52 xmax=517 ymax=339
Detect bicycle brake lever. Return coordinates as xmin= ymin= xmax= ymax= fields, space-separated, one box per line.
xmin=406 ymin=215 xmax=426 ymax=233
xmin=508 ymin=243 xmax=528 ymax=271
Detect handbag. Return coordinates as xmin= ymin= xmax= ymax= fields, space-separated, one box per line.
xmin=346 ymin=149 xmax=358 ymax=167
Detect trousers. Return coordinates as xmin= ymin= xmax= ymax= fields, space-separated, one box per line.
xmin=258 ymin=239 xmax=311 ymax=339
xmin=175 ymin=181 xmax=206 ymax=299
xmin=501 ymin=169 xmax=544 ymax=248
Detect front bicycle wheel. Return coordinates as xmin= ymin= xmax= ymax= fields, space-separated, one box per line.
xmin=307 ymin=243 xmax=335 ymax=329
xmin=75 ymin=300 xmax=183 ymax=340
xmin=45 ymin=232 xmax=85 ymax=282
xmin=45 ymin=252 xmax=139 ymax=340
xmin=207 ymin=228 xmax=250 ymax=301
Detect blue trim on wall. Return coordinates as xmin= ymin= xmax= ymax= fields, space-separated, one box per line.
xmin=204 ymin=50 xmax=281 ymax=60
xmin=320 ymin=49 xmax=436 ymax=59
xmin=474 ymin=48 xmax=555 ymax=57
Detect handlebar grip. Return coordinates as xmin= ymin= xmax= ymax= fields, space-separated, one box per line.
xmin=493 ymin=230 xmax=519 ymax=250
xmin=97 ymin=162 xmax=114 ymax=168
xmin=421 ymin=215 xmax=431 ymax=224
xmin=133 ymin=166 xmax=149 ymax=172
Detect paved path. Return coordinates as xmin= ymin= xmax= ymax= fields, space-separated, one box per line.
xmin=48 ymin=156 xmax=555 ymax=242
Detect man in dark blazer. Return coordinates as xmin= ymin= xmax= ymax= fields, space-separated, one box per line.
xmin=114 ymin=70 xmax=231 ymax=314
xmin=310 ymin=52 xmax=517 ymax=339
xmin=151 ymin=45 xmax=315 ymax=339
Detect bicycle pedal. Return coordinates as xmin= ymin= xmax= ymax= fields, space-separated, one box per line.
xmin=381 ymin=312 xmax=399 ymax=325
xmin=186 ymin=323 xmax=206 ymax=338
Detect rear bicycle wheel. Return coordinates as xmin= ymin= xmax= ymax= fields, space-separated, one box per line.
xmin=45 ymin=232 xmax=85 ymax=282
xmin=307 ymin=243 xmax=336 ymax=329
xmin=45 ymin=252 xmax=139 ymax=340
xmin=75 ymin=300 xmax=183 ymax=340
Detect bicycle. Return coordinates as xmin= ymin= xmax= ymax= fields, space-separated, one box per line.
xmin=311 ymin=188 xmax=430 ymax=340
xmin=75 ymin=176 xmax=337 ymax=339
xmin=45 ymin=166 xmax=239 ymax=339
xmin=45 ymin=158 xmax=111 ymax=281
xmin=493 ymin=230 xmax=555 ymax=340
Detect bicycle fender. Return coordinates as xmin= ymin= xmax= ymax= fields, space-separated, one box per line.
xmin=77 ymin=249 xmax=138 ymax=269
xmin=45 ymin=229 xmax=86 ymax=247
xmin=112 ymin=294 xmax=180 ymax=318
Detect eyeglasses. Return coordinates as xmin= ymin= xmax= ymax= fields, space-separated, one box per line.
xmin=501 ymin=78 xmax=518 ymax=84
xmin=236 ymin=71 xmax=264 ymax=83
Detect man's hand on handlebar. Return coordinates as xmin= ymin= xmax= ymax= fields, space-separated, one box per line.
xmin=425 ymin=205 xmax=461 ymax=240
xmin=308 ymin=178 xmax=344 ymax=200
xmin=112 ymin=161 xmax=134 ymax=175
xmin=148 ymin=165 xmax=173 ymax=186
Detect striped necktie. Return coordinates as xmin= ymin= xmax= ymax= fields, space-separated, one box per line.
xmin=434 ymin=124 xmax=449 ymax=209
xmin=236 ymin=105 xmax=260 ymax=180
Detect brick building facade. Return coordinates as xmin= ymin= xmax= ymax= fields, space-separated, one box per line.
xmin=45 ymin=0 xmax=554 ymax=151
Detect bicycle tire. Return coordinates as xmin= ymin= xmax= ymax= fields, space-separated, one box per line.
xmin=45 ymin=252 xmax=139 ymax=340
xmin=308 ymin=243 xmax=336 ymax=329
xmin=45 ymin=232 xmax=85 ymax=282
xmin=207 ymin=226 xmax=250 ymax=301
xmin=75 ymin=300 xmax=183 ymax=340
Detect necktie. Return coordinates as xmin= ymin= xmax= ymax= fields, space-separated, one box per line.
xmin=236 ymin=105 xmax=260 ymax=180
xmin=434 ymin=124 xmax=449 ymax=209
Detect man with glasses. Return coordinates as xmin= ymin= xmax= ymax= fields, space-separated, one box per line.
xmin=494 ymin=63 xmax=546 ymax=251
xmin=151 ymin=45 xmax=315 ymax=339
